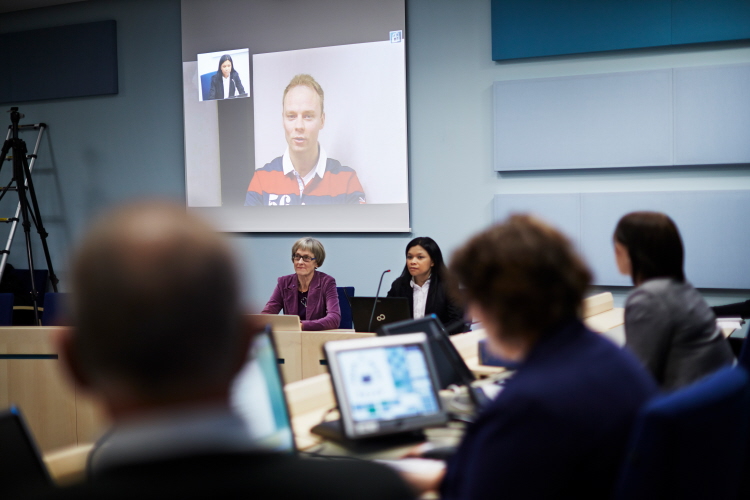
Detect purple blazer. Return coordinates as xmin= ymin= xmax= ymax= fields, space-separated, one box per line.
xmin=261 ymin=271 xmax=341 ymax=331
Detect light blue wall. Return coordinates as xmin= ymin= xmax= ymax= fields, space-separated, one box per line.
xmin=1 ymin=0 xmax=749 ymax=310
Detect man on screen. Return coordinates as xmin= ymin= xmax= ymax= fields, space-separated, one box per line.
xmin=245 ymin=74 xmax=366 ymax=205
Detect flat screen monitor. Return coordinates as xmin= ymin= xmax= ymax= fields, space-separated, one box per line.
xmin=0 ymin=407 xmax=53 ymax=495
xmin=378 ymin=315 xmax=475 ymax=390
xmin=181 ymin=0 xmax=409 ymax=232
xmin=324 ymin=332 xmax=447 ymax=440
xmin=230 ymin=327 xmax=295 ymax=452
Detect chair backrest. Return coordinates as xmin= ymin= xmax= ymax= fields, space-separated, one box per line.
xmin=337 ymin=286 xmax=354 ymax=329
xmin=614 ymin=366 xmax=750 ymax=500
xmin=0 ymin=293 xmax=14 ymax=326
xmin=42 ymin=293 xmax=69 ymax=326
xmin=200 ymin=72 xmax=213 ymax=101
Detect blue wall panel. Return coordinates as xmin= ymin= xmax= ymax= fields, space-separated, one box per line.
xmin=492 ymin=0 xmax=750 ymax=61
xmin=494 ymin=191 xmax=750 ymax=289
xmin=672 ymin=0 xmax=750 ymax=45
xmin=491 ymin=0 xmax=671 ymax=61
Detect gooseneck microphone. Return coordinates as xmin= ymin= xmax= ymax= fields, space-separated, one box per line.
xmin=367 ymin=269 xmax=391 ymax=332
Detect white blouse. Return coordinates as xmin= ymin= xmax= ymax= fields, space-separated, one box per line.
xmin=410 ymin=277 xmax=431 ymax=319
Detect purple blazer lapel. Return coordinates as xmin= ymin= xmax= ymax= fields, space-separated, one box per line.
xmin=283 ymin=276 xmax=298 ymax=316
xmin=306 ymin=272 xmax=324 ymax=319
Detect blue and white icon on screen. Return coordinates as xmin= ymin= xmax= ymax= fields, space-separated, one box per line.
xmin=390 ymin=30 xmax=402 ymax=43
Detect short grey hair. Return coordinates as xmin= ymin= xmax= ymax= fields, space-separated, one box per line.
xmin=292 ymin=237 xmax=325 ymax=267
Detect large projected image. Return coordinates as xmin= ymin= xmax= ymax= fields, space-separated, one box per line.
xmin=181 ymin=0 xmax=409 ymax=232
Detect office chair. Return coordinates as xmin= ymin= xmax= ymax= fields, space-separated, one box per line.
xmin=0 ymin=293 xmax=13 ymax=326
xmin=41 ymin=292 xmax=69 ymax=326
xmin=337 ymin=286 xmax=354 ymax=329
xmin=614 ymin=366 xmax=749 ymax=500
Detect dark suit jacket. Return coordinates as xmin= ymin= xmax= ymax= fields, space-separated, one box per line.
xmin=262 ymin=271 xmax=341 ymax=330
xmin=36 ymin=451 xmax=415 ymax=500
xmin=386 ymin=274 xmax=467 ymax=333
xmin=440 ymin=320 xmax=657 ymax=500
xmin=208 ymin=71 xmax=245 ymax=100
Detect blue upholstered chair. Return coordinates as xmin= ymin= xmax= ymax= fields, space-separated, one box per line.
xmin=42 ymin=292 xmax=69 ymax=326
xmin=614 ymin=366 xmax=749 ymax=500
xmin=0 ymin=293 xmax=14 ymax=326
xmin=200 ymin=73 xmax=214 ymax=101
xmin=337 ymin=286 xmax=354 ymax=329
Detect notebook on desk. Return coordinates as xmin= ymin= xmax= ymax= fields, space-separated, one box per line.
xmin=347 ymin=297 xmax=410 ymax=332
xmin=312 ymin=333 xmax=447 ymax=446
xmin=248 ymin=314 xmax=301 ymax=331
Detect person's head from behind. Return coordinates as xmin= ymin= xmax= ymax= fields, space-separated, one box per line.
xmin=60 ymin=202 xmax=252 ymax=419
xmin=450 ymin=215 xmax=591 ymax=360
xmin=282 ymin=74 xmax=325 ymax=158
xmin=613 ymin=211 xmax=685 ymax=286
xmin=401 ymin=237 xmax=445 ymax=284
xmin=218 ymin=54 xmax=234 ymax=78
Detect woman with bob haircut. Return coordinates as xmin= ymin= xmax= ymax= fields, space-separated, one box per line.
xmin=386 ymin=237 xmax=468 ymax=334
xmin=614 ymin=211 xmax=734 ymax=390
xmin=261 ymin=237 xmax=340 ymax=331
xmin=208 ymin=54 xmax=246 ymax=100
xmin=405 ymin=215 xmax=656 ymax=499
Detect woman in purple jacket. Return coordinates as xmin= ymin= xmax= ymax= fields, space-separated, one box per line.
xmin=261 ymin=237 xmax=341 ymax=331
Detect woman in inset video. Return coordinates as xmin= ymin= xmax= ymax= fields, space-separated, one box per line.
xmin=208 ymin=54 xmax=245 ymax=100
xmin=261 ymin=237 xmax=341 ymax=331
xmin=613 ymin=211 xmax=734 ymax=390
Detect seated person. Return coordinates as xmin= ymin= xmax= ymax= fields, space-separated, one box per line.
xmin=208 ymin=54 xmax=245 ymax=100
xmin=261 ymin=237 xmax=341 ymax=331
xmin=386 ymin=237 xmax=468 ymax=334
xmin=47 ymin=202 xmax=413 ymax=499
xmin=404 ymin=215 xmax=657 ymax=499
xmin=245 ymin=74 xmax=366 ymax=205
xmin=614 ymin=211 xmax=735 ymax=390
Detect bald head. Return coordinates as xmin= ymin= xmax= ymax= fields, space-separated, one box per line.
xmin=69 ymin=202 xmax=246 ymax=406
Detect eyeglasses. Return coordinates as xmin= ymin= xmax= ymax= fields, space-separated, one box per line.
xmin=292 ymin=254 xmax=316 ymax=263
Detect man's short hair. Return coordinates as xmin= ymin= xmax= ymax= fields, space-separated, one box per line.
xmin=450 ymin=214 xmax=592 ymax=338
xmin=292 ymin=237 xmax=326 ymax=267
xmin=283 ymin=74 xmax=325 ymax=114
xmin=69 ymin=202 xmax=245 ymax=403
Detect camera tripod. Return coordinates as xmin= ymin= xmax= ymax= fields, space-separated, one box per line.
xmin=0 ymin=107 xmax=59 ymax=324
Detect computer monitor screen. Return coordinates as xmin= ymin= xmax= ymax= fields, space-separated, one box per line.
xmin=325 ymin=333 xmax=446 ymax=439
xmin=378 ymin=315 xmax=475 ymax=389
xmin=0 ymin=408 xmax=52 ymax=494
xmin=230 ymin=328 xmax=295 ymax=452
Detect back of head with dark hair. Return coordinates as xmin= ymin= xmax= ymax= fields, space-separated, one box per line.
xmin=613 ymin=211 xmax=685 ymax=285
xmin=450 ymin=214 xmax=592 ymax=338
xmin=70 ymin=202 xmax=246 ymax=404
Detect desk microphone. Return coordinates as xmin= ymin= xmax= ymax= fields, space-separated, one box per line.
xmin=367 ymin=269 xmax=391 ymax=332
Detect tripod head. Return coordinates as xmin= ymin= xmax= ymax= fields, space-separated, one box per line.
xmin=7 ymin=107 xmax=23 ymax=140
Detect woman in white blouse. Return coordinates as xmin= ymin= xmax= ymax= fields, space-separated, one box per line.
xmin=386 ymin=237 xmax=468 ymax=334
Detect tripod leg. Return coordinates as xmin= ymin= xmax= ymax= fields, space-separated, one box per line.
xmin=12 ymin=140 xmax=40 ymax=324
xmin=21 ymin=154 xmax=59 ymax=292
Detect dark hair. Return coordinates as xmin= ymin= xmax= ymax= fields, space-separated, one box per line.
xmin=399 ymin=237 xmax=447 ymax=283
xmin=216 ymin=54 xmax=236 ymax=77
xmin=613 ymin=211 xmax=685 ymax=285
xmin=450 ymin=214 xmax=591 ymax=338
xmin=70 ymin=202 xmax=247 ymax=403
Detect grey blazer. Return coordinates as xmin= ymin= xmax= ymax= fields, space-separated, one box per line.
xmin=624 ymin=278 xmax=734 ymax=391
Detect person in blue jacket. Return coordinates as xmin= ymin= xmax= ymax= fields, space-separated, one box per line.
xmin=404 ymin=215 xmax=657 ymax=499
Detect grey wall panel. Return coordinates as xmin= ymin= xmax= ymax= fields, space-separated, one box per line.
xmin=674 ymin=64 xmax=750 ymax=166
xmin=582 ymin=191 xmax=750 ymax=289
xmin=494 ymin=70 xmax=673 ymax=171
xmin=493 ymin=191 xmax=750 ymax=289
xmin=493 ymin=193 xmax=582 ymax=248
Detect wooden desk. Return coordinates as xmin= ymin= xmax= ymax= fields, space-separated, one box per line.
xmin=0 ymin=327 xmax=107 ymax=452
